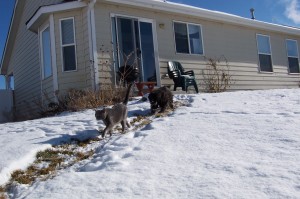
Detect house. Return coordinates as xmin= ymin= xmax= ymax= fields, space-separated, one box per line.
xmin=0 ymin=90 xmax=14 ymax=123
xmin=1 ymin=0 xmax=300 ymax=120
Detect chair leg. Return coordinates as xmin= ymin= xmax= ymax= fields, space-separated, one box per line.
xmin=194 ymin=82 xmax=199 ymax=93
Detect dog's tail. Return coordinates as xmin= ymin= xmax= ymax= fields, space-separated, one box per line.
xmin=123 ymin=83 xmax=134 ymax=105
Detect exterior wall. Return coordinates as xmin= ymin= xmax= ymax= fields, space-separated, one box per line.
xmin=0 ymin=90 xmax=14 ymax=123
xmin=82 ymin=7 xmax=94 ymax=90
xmin=53 ymin=8 xmax=92 ymax=94
xmin=94 ymin=2 xmax=300 ymax=91
xmin=94 ymin=3 xmax=116 ymax=87
xmin=6 ymin=0 xmax=63 ymax=119
xmin=41 ymin=77 xmax=55 ymax=104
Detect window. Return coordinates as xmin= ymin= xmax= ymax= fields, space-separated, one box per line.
xmin=8 ymin=74 xmax=14 ymax=90
xmin=174 ymin=22 xmax=203 ymax=55
xmin=256 ymin=34 xmax=273 ymax=72
xmin=60 ymin=18 xmax=77 ymax=71
xmin=286 ymin=39 xmax=300 ymax=73
xmin=41 ymin=26 xmax=52 ymax=78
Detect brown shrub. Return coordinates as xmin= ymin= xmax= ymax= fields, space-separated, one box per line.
xmin=39 ymin=86 xmax=129 ymax=116
xmin=202 ymin=56 xmax=234 ymax=93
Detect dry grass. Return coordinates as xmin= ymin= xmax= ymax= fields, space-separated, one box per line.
xmin=0 ymin=194 xmax=6 ymax=199
xmin=0 ymin=186 xmax=6 ymax=199
xmin=11 ymin=170 xmax=34 ymax=185
xmin=6 ymin=138 xmax=99 ymax=186
xmin=2 ymin=100 xmax=183 ymax=197
xmin=76 ymin=150 xmax=94 ymax=162
xmin=36 ymin=149 xmax=60 ymax=161
xmin=0 ymin=187 xmax=5 ymax=193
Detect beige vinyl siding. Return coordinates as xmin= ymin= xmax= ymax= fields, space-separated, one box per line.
xmin=82 ymin=7 xmax=94 ymax=89
xmin=94 ymin=3 xmax=114 ymax=87
xmin=42 ymin=77 xmax=54 ymax=104
xmin=159 ymin=60 xmax=300 ymax=91
xmin=54 ymin=9 xmax=91 ymax=94
xmin=94 ymin=2 xmax=300 ymax=91
xmin=7 ymin=0 xmax=63 ymax=119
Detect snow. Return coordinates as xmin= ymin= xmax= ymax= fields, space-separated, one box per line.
xmin=1 ymin=89 xmax=300 ymax=198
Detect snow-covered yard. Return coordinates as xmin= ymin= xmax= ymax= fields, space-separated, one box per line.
xmin=1 ymin=89 xmax=300 ymax=198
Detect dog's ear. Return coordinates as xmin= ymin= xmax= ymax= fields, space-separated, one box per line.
xmin=102 ymin=109 xmax=108 ymax=117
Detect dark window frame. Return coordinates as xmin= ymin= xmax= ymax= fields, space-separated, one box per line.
xmin=286 ymin=39 xmax=300 ymax=74
xmin=173 ymin=21 xmax=204 ymax=55
xmin=256 ymin=34 xmax=273 ymax=73
xmin=60 ymin=17 xmax=77 ymax=72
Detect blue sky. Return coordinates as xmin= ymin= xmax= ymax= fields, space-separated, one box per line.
xmin=0 ymin=0 xmax=300 ymax=89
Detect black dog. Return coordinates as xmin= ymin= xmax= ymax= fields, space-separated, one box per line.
xmin=148 ymin=86 xmax=174 ymax=113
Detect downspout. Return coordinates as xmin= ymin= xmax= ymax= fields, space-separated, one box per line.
xmin=87 ymin=0 xmax=99 ymax=91
xmin=50 ymin=14 xmax=58 ymax=102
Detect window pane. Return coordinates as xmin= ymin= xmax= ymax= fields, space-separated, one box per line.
xmin=259 ymin=54 xmax=273 ymax=72
xmin=63 ymin=45 xmax=76 ymax=71
xmin=286 ymin=40 xmax=299 ymax=57
xmin=61 ymin=19 xmax=74 ymax=45
xmin=42 ymin=27 xmax=52 ymax=78
xmin=117 ymin=18 xmax=135 ymax=66
xmin=288 ymin=57 xmax=300 ymax=73
xmin=188 ymin=24 xmax=203 ymax=54
xmin=9 ymin=75 xmax=14 ymax=90
xmin=257 ymin=35 xmax=271 ymax=54
xmin=174 ymin=22 xmax=189 ymax=53
xmin=140 ymin=21 xmax=156 ymax=82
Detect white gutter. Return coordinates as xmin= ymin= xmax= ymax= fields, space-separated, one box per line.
xmin=104 ymin=0 xmax=300 ymax=36
xmin=87 ymin=0 xmax=99 ymax=91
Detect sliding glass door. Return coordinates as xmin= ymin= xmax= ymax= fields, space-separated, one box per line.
xmin=112 ymin=16 xmax=157 ymax=83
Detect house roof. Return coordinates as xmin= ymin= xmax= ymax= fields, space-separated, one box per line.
xmin=104 ymin=0 xmax=300 ymax=35
xmin=26 ymin=1 xmax=87 ymax=33
xmin=0 ymin=0 xmax=86 ymax=75
xmin=0 ymin=0 xmax=24 ymax=75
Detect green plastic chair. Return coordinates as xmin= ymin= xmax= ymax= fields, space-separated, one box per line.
xmin=167 ymin=61 xmax=199 ymax=93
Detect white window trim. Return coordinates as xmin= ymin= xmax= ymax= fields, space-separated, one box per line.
xmin=173 ymin=20 xmax=205 ymax=56
xmin=59 ymin=17 xmax=77 ymax=72
xmin=39 ymin=23 xmax=52 ymax=80
xmin=6 ymin=73 xmax=14 ymax=90
xmin=256 ymin=34 xmax=273 ymax=73
xmin=286 ymin=39 xmax=300 ymax=74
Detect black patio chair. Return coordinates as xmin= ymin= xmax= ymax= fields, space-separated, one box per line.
xmin=167 ymin=61 xmax=199 ymax=93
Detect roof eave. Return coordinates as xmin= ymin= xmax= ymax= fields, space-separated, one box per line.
xmin=26 ymin=1 xmax=88 ymax=33
xmin=0 ymin=0 xmax=21 ymax=75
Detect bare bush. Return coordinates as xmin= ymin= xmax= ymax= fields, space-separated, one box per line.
xmin=99 ymin=44 xmax=139 ymax=87
xmin=65 ymin=86 xmax=128 ymax=111
xmin=38 ymin=86 xmax=129 ymax=117
xmin=202 ymin=56 xmax=234 ymax=93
